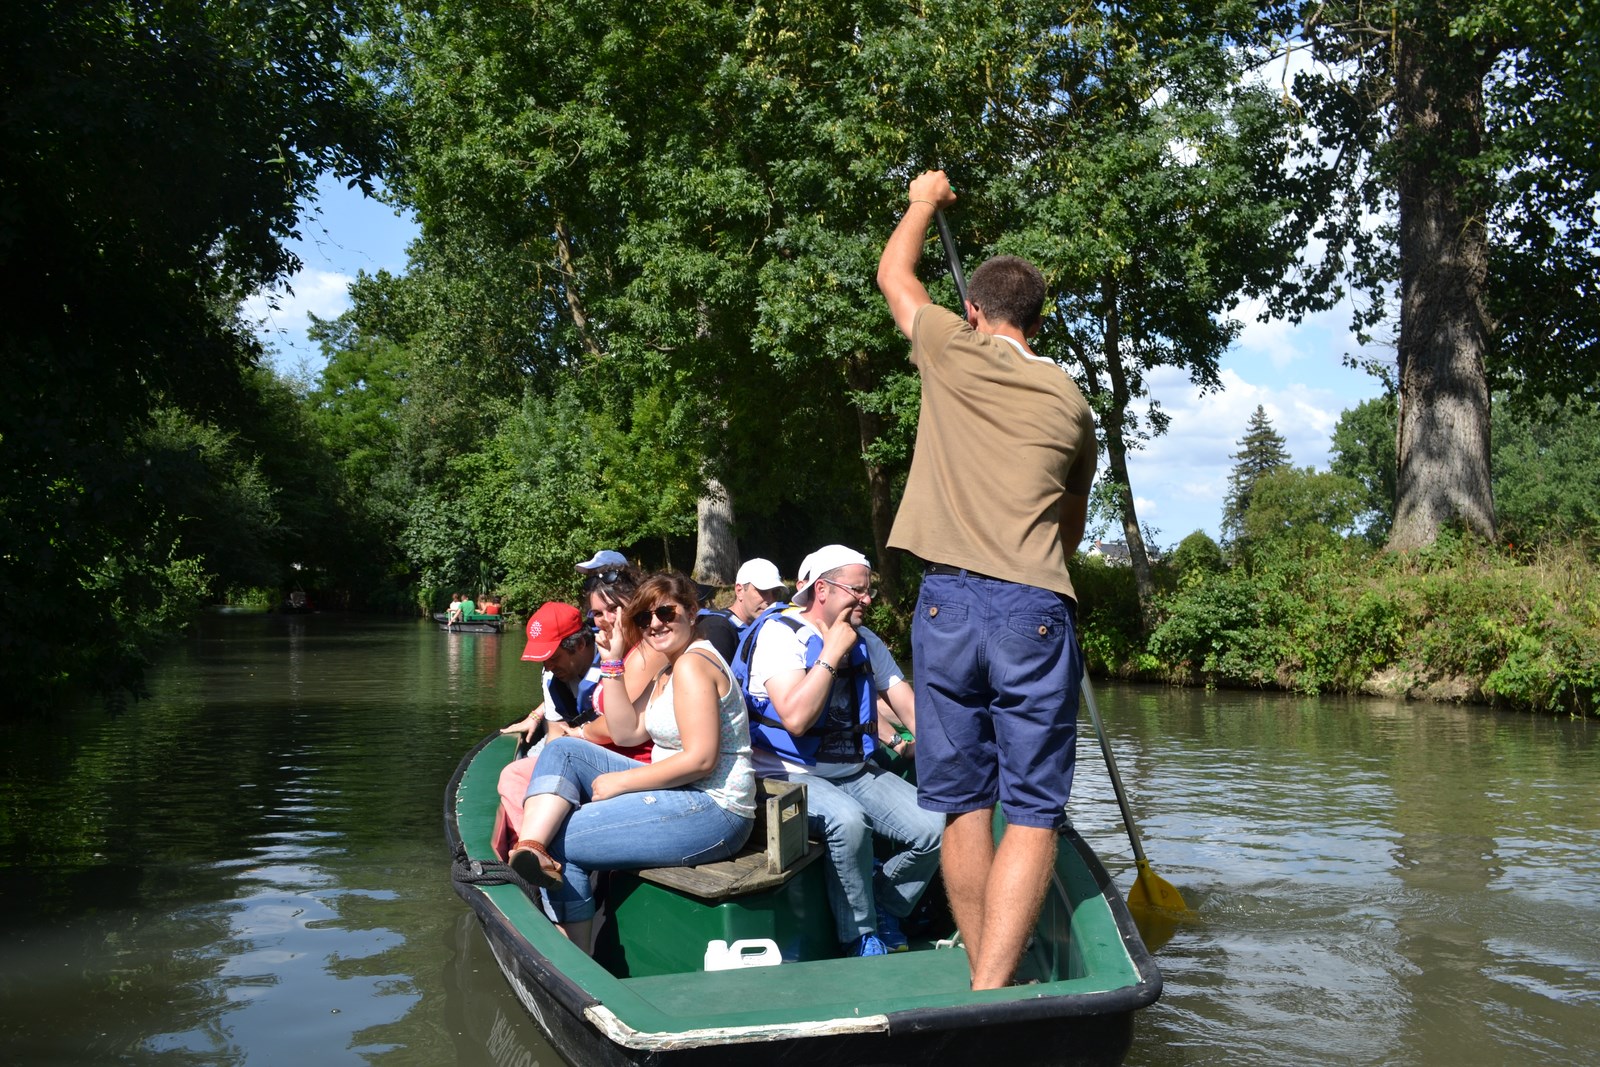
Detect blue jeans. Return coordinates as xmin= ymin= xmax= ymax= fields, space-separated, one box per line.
xmin=528 ymin=737 xmax=753 ymax=922
xmin=775 ymin=762 xmax=944 ymax=944
xmin=912 ymin=572 xmax=1081 ymax=829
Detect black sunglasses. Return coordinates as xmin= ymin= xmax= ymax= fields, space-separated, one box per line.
xmin=630 ymin=604 xmax=680 ymax=629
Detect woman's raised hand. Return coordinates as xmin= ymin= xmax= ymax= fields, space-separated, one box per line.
xmin=593 ymin=611 xmax=621 ymax=657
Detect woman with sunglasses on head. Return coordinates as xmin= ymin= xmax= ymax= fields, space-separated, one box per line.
xmin=510 ymin=572 xmax=756 ymax=950
xmin=583 ymin=561 xmax=677 ymax=753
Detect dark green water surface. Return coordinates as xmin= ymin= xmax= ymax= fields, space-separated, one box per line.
xmin=1 ymin=613 xmax=1596 ymax=1066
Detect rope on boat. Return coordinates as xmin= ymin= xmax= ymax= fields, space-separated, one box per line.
xmin=450 ymin=840 xmax=540 ymax=895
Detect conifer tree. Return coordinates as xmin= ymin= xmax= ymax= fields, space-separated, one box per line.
xmin=1222 ymin=405 xmax=1292 ymax=541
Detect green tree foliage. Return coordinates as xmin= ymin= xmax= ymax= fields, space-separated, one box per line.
xmin=353 ymin=1 xmax=979 ymax=592
xmin=1330 ymin=396 xmax=1399 ymax=542
xmin=358 ymin=0 xmax=921 ymax=590
xmin=353 ymin=0 xmax=1316 ymax=602
xmin=1492 ymin=396 xmax=1600 ymax=550
xmin=1238 ymin=466 xmax=1368 ymax=561
xmin=138 ymin=408 xmax=282 ymax=593
xmin=1221 ymin=405 xmax=1292 ymax=542
xmin=1168 ymin=530 xmax=1226 ymax=585
xmin=0 ymin=0 xmax=385 ymax=709
xmin=1467 ymin=2 xmax=1600 ymax=402
xmin=985 ymin=1 xmax=1304 ymax=628
xmin=1279 ymin=1 xmax=1600 ymax=549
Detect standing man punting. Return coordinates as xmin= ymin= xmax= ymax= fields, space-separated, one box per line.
xmin=876 ymin=169 xmax=1098 ymax=989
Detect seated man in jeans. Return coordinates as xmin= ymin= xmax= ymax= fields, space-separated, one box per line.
xmin=741 ymin=544 xmax=940 ymax=956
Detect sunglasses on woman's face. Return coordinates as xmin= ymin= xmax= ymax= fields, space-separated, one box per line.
xmin=630 ymin=604 xmax=680 ymax=630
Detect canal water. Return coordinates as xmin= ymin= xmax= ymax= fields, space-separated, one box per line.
xmin=1 ymin=613 xmax=1595 ymax=1066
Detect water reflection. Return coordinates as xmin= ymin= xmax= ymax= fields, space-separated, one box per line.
xmin=441 ymin=911 xmax=556 ymax=1067
xmin=3 ymin=619 xmax=1595 ymax=1067
xmin=443 ymin=627 xmax=507 ymax=697
xmin=0 ymin=615 xmax=534 ymax=1065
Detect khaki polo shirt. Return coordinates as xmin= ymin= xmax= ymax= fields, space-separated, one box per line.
xmin=887 ymin=304 xmax=1096 ymax=599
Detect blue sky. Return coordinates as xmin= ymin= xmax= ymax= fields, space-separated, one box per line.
xmin=247 ymin=174 xmax=1390 ymax=545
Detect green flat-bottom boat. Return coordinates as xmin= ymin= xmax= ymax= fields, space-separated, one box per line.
xmin=446 ymin=731 xmax=1161 ymax=1067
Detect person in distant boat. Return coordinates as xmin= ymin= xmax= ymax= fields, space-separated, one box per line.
xmin=740 ymin=544 xmax=939 ymax=957
xmin=877 ymin=169 xmax=1096 ymax=989
xmin=497 ymin=602 xmax=650 ymax=830
xmin=724 ymin=558 xmax=787 ymax=627
xmin=482 ymin=596 xmax=502 ymax=616
xmin=509 ymin=573 xmax=755 ymax=952
xmin=446 ymin=593 xmax=469 ymax=625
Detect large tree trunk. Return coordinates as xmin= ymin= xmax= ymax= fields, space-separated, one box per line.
xmin=688 ymin=476 xmax=736 ymax=585
xmin=846 ymin=351 xmax=901 ymax=598
xmin=1387 ymin=23 xmax=1496 ymax=552
xmin=1097 ymin=274 xmax=1156 ymax=632
xmin=693 ymin=475 xmax=738 ymax=584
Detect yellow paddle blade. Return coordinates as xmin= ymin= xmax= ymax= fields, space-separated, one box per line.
xmin=1127 ymin=858 xmax=1190 ymax=916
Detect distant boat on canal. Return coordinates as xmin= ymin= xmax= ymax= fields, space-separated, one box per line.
xmin=433 ymin=612 xmax=506 ymax=634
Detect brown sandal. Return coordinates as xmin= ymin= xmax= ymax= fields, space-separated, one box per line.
xmin=509 ymin=839 xmax=563 ymax=889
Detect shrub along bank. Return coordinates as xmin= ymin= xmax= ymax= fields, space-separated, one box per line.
xmin=1072 ymin=534 xmax=1600 ymax=718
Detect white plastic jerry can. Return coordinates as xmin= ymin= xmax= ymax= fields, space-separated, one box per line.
xmin=703 ymin=938 xmax=783 ymax=971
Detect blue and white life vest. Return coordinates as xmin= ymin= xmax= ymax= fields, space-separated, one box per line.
xmin=732 ymin=604 xmax=877 ymax=765
xmin=544 ymin=657 xmax=600 ymax=728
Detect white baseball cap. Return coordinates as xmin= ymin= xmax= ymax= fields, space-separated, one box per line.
xmin=793 ymin=545 xmax=871 ymax=606
xmin=576 ymin=549 xmax=629 ymax=573
xmin=734 ymin=558 xmax=785 ymax=592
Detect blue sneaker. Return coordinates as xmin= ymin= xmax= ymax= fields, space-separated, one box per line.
xmin=877 ymin=911 xmax=910 ymax=952
xmin=848 ymin=933 xmax=888 ymax=957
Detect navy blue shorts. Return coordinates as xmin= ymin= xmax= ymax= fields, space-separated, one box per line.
xmin=911 ymin=571 xmax=1081 ymax=829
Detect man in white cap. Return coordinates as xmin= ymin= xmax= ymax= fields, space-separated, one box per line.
xmin=878 ymin=169 xmax=1097 ymax=988
xmin=727 ymin=557 xmax=787 ymax=627
xmin=740 ymin=544 xmax=940 ymax=957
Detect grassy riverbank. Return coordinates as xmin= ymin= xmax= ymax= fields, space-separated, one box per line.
xmin=1072 ymin=534 xmax=1600 ymax=718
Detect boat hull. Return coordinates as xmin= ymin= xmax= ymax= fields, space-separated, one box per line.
xmin=447 ymin=733 xmax=1160 ymax=1067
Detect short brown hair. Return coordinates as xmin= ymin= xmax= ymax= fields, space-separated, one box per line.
xmin=967 ymin=255 xmax=1045 ymax=333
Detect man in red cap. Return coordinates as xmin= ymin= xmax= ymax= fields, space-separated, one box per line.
xmin=498 ymin=602 xmax=650 ymax=830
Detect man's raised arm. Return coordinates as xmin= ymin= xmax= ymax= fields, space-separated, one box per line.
xmin=876 ymin=170 xmax=958 ymax=340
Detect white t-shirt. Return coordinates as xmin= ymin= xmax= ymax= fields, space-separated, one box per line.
xmin=746 ymin=608 xmax=906 ymax=779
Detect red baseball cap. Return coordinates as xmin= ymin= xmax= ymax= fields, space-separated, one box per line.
xmin=522 ymin=602 xmax=583 ymax=662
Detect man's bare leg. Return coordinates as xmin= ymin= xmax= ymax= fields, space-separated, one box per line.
xmin=941 ymin=809 xmax=997 ymax=974
xmin=970 ymin=824 xmax=1056 ymax=989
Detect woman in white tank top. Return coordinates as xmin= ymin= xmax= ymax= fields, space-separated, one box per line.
xmin=509 ymin=572 xmax=755 ymax=951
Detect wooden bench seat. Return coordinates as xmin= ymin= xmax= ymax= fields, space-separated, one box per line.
xmin=636 ymin=778 xmax=821 ymax=901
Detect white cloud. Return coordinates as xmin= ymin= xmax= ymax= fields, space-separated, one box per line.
xmin=243 ymin=268 xmax=354 ymax=329
xmin=1118 ymin=359 xmax=1374 ymax=543
xmin=242 ymin=268 xmax=355 ymax=369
